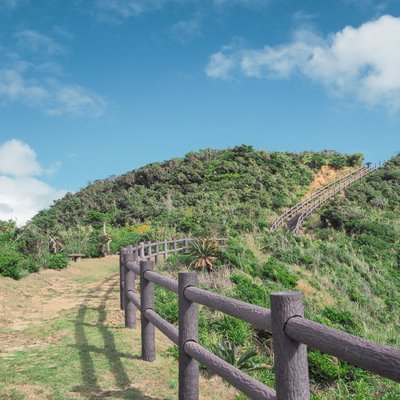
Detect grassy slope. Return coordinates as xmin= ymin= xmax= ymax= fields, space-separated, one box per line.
xmin=152 ymin=156 xmax=400 ymax=400
xmin=0 ymin=257 xmax=236 ymax=400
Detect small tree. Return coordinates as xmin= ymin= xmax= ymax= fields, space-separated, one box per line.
xmin=84 ymin=211 xmax=114 ymax=256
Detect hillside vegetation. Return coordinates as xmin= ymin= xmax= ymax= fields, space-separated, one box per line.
xmin=1 ymin=146 xmax=399 ymax=399
xmin=1 ymin=146 xmax=362 ymax=279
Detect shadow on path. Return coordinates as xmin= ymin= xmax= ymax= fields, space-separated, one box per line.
xmin=71 ymin=273 xmax=159 ymax=399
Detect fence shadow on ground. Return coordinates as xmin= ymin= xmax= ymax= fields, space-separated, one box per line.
xmin=71 ymin=274 xmax=159 ymax=400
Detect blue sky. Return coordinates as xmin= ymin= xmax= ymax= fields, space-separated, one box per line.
xmin=1 ymin=0 xmax=400 ymax=224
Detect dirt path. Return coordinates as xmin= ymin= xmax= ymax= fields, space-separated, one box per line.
xmin=0 ymin=257 xmax=237 ymax=399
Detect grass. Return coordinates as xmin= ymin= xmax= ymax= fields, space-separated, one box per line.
xmin=0 ymin=257 xmax=236 ymax=400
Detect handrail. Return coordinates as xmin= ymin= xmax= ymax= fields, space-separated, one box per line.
xmin=292 ymin=163 xmax=382 ymax=233
xmin=270 ymin=163 xmax=384 ymax=234
xmin=286 ymin=316 xmax=400 ymax=382
xmin=184 ymin=286 xmax=272 ymax=331
xmin=184 ymin=341 xmax=277 ymax=400
xmin=269 ymin=166 xmax=367 ymax=231
xmin=119 ymin=237 xmax=399 ymax=400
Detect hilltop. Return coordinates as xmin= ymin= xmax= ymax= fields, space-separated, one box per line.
xmin=31 ymin=146 xmax=363 ymax=235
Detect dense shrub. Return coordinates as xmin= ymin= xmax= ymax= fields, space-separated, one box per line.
xmin=47 ymin=253 xmax=69 ymax=270
xmin=261 ymin=257 xmax=299 ymax=288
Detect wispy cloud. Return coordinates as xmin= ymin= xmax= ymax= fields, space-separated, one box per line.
xmin=212 ymin=0 xmax=268 ymax=9
xmin=93 ymin=0 xmax=168 ymax=21
xmin=91 ymin=0 xmax=268 ymax=22
xmin=0 ymin=0 xmax=26 ymax=10
xmin=15 ymin=29 xmax=66 ymax=55
xmin=170 ymin=18 xmax=202 ymax=44
xmin=0 ymin=29 xmax=106 ymax=117
xmin=206 ymin=15 xmax=400 ymax=112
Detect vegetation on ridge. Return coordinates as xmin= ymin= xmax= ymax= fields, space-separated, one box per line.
xmin=1 ymin=146 xmax=399 ymax=399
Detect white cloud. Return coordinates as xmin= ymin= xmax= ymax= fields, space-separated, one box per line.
xmin=0 ymin=139 xmax=42 ymax=177
xmin=206 ymin=15 xmax=400 ymax=111
xmin=0 ymin=139 xmax=66 ymax=226
xmin=0 ymin=176 xmax=65 ymax=226
xmin=206 ymin=47 xmax=236 ymax=80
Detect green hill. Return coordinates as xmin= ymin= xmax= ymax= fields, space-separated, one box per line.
xmin=31 ymin=146 xmax=362 ymax=235
xmin=1 ymin=146 xmax=399 ymax=399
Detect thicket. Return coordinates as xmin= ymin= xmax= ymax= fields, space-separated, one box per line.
xmin=0 ymin=146 xmax=362 ymax=280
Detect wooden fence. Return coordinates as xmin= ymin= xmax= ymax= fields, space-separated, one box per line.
xmin=119 ymin=239 xmax=400 ymax=400
xmin=270 ymin=163 xmax=383 ymax=233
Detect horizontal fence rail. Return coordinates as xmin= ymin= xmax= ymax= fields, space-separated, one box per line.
xmin=120 ymin=238 xmax=400 ymax=400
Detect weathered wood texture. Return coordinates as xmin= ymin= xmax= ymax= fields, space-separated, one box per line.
xmin=184 ymin=340 xmax=276 ymax=400
xmin=144 ymin=270 xmax=178 ymax=293
xmin=119 ymin=238 xmax=400 ymax=400
xmin=271 ymin=292 xmax=310 ymax=400
xmin=140 ymin=260 xmax=156 ymax=362
xmin=119 ymin=248 xmax=125 ymax=310
xmin=286 ymin=316 xmax=400 ymax=383
xmin=179 ymin=272 xmax=199 ymax=400
xmin=123 ymin=246 xmax=136 ymax=329
xmin=144 ymin=309 xmax=179 ymax=345
xmin=184 ymin=286 xmax=272 ymax=331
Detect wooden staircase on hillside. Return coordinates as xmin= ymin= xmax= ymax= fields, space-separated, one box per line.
xmin=270 ymin=162 xmax=384 ymax=234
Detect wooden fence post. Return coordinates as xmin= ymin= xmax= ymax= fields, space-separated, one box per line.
xmin=270 ymin=292 xmax=309 ymax=400
xmin=140 ymin=260 xmax=156 ymax=361
xmin=155 ymin=242 xmax=159 ymax=265
xmin=124 ymin=245 xmax=136 ymax=329
xmin=148 ymin=241 xmax=152 ymax=261
xmin=119 ymin=247 xmax=126 ymax=311
xmin=179 ymin=272 xmax=199 ymax=400
xmin=139 ymin=242 xmax=145 ymax=260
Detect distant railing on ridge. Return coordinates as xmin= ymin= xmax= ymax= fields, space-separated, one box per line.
xmin=270 ymin=162 xmax=384 ymax=234
xmin=119 ymin=238 xmax=400 ymax=400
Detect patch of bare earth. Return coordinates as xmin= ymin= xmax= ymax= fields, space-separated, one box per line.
xmin=306 ymin=165 xmax=354 ymax=196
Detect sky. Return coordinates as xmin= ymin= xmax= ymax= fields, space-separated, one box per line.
xmin=1 ymin=0 xmax=400 ymax=225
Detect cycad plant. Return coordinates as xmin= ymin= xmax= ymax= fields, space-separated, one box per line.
xmin=213 ymin=338 xmax=268 ymax=373
xmin=187 ymin=238 xmax=220 ymax=272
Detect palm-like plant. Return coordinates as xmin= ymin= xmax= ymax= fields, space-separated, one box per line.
xmin=187 ymin=238 xmax=220 ymax=272
xmin=213 ymin=339 xmax=268 ymax=373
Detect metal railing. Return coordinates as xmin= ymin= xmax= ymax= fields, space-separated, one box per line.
xmin=119 ymin=239 xmax=400 ymax=400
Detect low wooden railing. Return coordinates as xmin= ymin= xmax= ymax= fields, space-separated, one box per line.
xmin=119 ymin=239 xmax=400 ymax=400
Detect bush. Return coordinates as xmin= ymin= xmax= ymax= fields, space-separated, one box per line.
xmin=0 ymin=244 xmax=24 ymax=279
xmin=261 ymin=258 xmax=298 ymax=288
xmin=322 ymin=306 xmax=361 ymax=335
xmin=308 ymin=350 xmax=351 ymax=383
xmin=230 ymin=273 xmax=267 ymax=307
xmin=47 ymin=253 xmax=69 ymax=270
